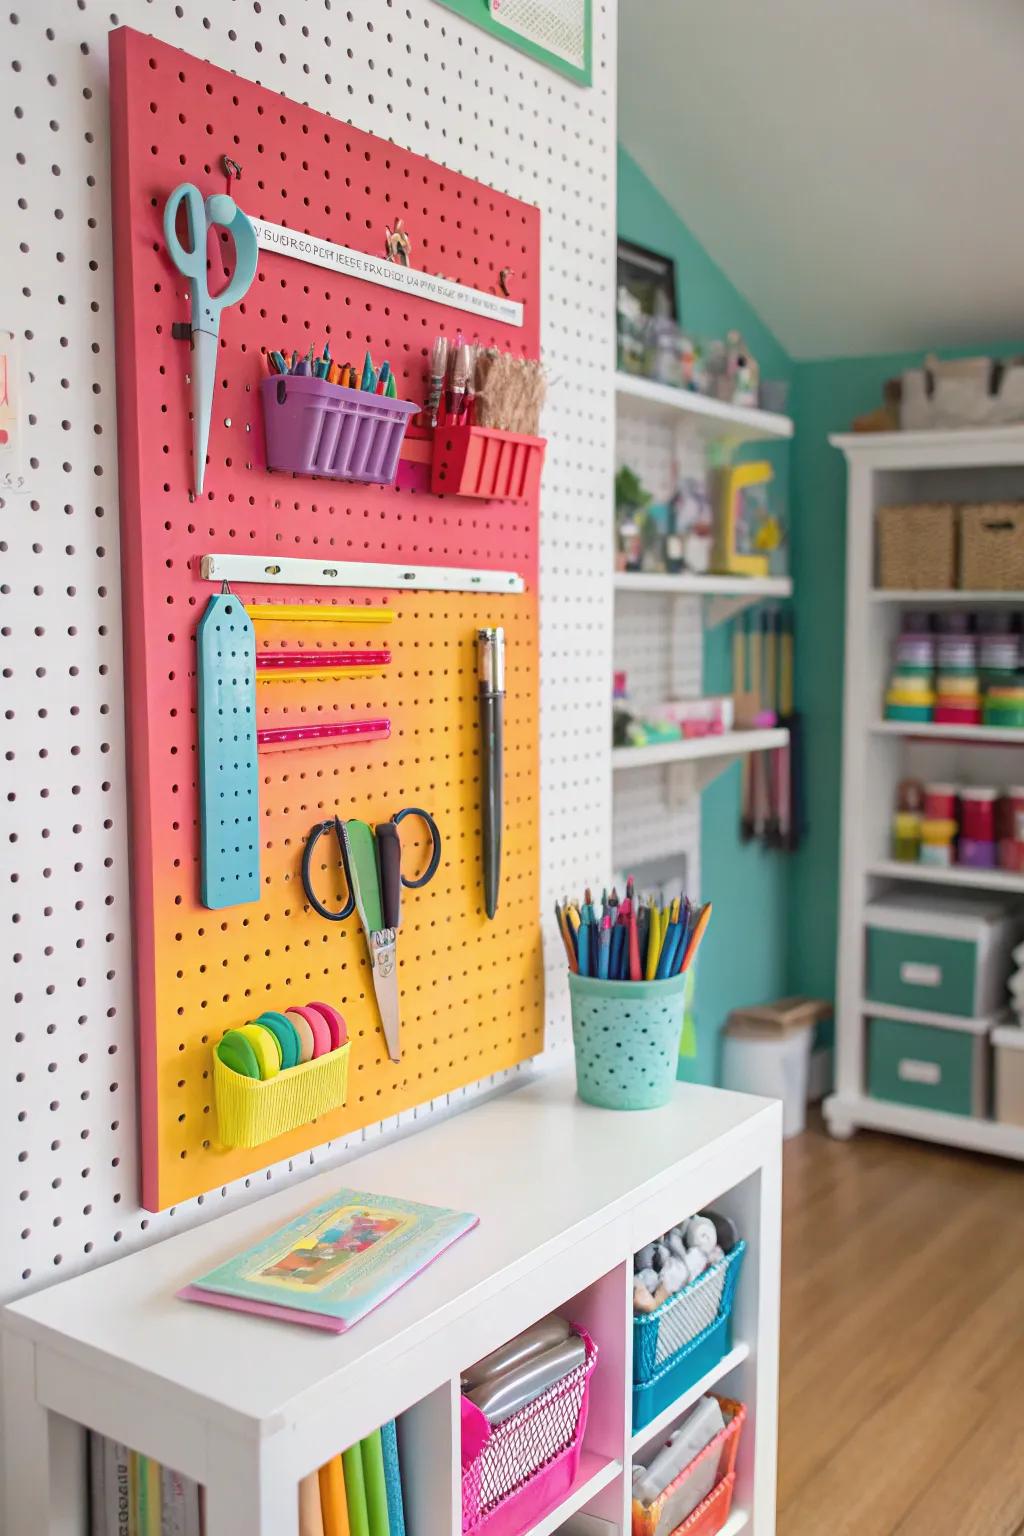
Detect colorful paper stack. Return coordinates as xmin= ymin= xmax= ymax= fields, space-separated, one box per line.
xmin=309 ymin=1422 xmax=406 ymax=1536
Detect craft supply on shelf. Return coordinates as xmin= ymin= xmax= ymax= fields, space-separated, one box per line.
xmin=999 ymin=788 xmax=1024 ymax=871
xmin=196 ymin=591 xmax=260 ymax=910
xmin=919 ymin=817 xmax=957 ymax=867
xmin=261 ymin=374 xmax=419 ymax=485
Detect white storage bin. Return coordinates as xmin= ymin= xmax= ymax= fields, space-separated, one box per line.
xmin=721 ymin=1025 xmax=812 ymax=1138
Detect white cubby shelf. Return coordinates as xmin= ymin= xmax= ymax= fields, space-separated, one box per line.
xmin=3 ymin=1072 xmax=783 ymax=1536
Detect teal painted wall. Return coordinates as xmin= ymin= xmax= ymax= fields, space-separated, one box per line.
xmin=618 ymin=148 xmax=796 ymax=1081
xmin=618 ymin=149 xmax=1024 ymax=1046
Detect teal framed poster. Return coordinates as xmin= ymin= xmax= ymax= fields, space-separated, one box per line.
xmin=434 ymin=0 xmax=592 ymax=87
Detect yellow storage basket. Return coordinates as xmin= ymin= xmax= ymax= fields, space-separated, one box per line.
xmin=213 ymin=1042 xmax=351 ymax=1149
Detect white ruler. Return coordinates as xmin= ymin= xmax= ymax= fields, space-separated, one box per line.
xmin=200 ymin=553 xmax=525 ymax=595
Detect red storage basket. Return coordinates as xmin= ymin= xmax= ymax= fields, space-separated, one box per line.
xmin=632 ymin=1398 xmax=745 ymax=1536
xmin=672 ymin=1472 xmax=736 ymax=1536
xmin=432 ymin=424 xmax=546 ymax=502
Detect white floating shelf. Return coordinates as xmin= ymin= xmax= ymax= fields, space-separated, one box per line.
xmin=615 ymin=371 xmax=793 ymax=444
xmin=871 ymin=589 xmax=1024 ymax=604
xmin=824 ymin=1091 xmax=1024 ymax=1161
xmin=871 ymin=721 xmax=1024 ymax=745
xmin=612 ymin=728 xmax=788 ymax=771
xmin=867 ymin=858 xmax=1024 ymax=895
xmin=720 ymin=1513 xmax=751 ymax=1536
xmin=630 ymin=1342 xmax=750 ymax=1454
xmin=613 ymin=572 xmax=792 ymax=599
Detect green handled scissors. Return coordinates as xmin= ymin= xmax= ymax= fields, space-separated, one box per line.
xmin=163 ymin=183 xmax=259 ymax=496
xmin=302 ymin=809 xmax=442 ymax=1064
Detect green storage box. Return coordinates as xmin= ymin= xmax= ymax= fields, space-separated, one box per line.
xmin=865 ymin=892 xmax=1022 ymax=1018
xmin=868 ymin=1012 xmax=990 ymax=1117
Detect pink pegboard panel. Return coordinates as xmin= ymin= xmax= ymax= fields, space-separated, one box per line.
xmin=108 ymin=27 xmax=543 ymax=1212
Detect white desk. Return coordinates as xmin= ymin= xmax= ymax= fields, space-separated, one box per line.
xmin=3 ymin=1071 xmax=782 ymax=1536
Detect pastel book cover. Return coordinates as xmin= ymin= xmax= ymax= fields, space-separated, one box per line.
xmin=179 ymin=1188 xmax=478 ymax=1331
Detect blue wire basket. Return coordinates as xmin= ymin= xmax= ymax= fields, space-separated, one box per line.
xmin=634 ymin=1241 xmax=746 ymax=1381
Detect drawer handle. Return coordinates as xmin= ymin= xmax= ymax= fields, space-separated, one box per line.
xmin=898 ymin=1058 xmax=941 ymax=1086
xmin=900 ymin=961 xmax=942 ymax=987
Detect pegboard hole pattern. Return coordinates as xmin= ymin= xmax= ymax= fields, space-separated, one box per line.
xmin=1 ymin=0 xmax=615 ymax=1294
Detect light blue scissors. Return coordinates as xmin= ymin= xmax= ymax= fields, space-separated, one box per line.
xmin=163 ymin=184 xmax=259 ymax=497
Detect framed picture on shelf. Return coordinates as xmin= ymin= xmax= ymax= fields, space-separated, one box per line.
xmin=616 ymin=239 xmax=678 ymax=319
xmin=616 ymin=239 xmax=679 ymax=377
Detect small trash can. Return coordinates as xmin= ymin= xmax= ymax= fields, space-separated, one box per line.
xmin=721 ymin=1015 xmax=813 ymax=1137
xmin=568 ymin=972 xmax=685 ymax=1110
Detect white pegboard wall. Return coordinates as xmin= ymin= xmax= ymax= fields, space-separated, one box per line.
xmin=0 ymin=0 xmax=616 ymax=1302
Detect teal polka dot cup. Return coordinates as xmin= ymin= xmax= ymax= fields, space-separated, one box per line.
xmin=568 ymin=972 xmax=685 ymax=1110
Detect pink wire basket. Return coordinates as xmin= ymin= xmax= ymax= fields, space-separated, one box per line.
xmin=461 ymin=1326 xmax=597 ymax=1536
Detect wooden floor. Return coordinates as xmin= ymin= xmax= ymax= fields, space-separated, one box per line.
xmin=777 ymin=1116 xmax=1024 ymax=1536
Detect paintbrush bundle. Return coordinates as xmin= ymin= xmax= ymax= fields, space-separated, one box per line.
xmin=473 ymin=348 xmax=546 ymax=435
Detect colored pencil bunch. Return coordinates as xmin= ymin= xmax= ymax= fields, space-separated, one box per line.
xmin=555 ymin=880 xmax=711 ymax=983
xmin=266 ymin=342 xmax=399 ymax=396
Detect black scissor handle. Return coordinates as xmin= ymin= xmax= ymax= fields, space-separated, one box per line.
xmin=392 ymin=806 xmax=442 ymax=889
xmin=301 ymin=816 xmax=357 ymax=922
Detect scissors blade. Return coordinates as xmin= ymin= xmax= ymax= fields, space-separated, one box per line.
xmin=369 ymin=929 xmax=401 ymax=1062
xmin=190 ymin=327 xmax=218 ymax=497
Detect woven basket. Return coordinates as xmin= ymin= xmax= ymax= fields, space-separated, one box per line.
xmin=959 ymin=503 xmax=1024 ymax=591
xmin=213 ymin=1042 xmax=350 ymax=1149
xmin=876 ymin=503 xmax=956 ymax=590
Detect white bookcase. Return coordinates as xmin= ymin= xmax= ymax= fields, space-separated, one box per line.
xmin=825 ymin=427 xmax=1024 ymax=1160
xmin=2 ymin=1073 xmax=782 ymax=1536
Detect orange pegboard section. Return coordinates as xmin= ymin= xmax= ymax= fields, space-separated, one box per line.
xmin=108 ymin=28 xmax=543 ymax=1211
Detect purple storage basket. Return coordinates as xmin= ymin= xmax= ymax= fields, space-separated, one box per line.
xmin=260 ymin=374 xmax=419 ymax=485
